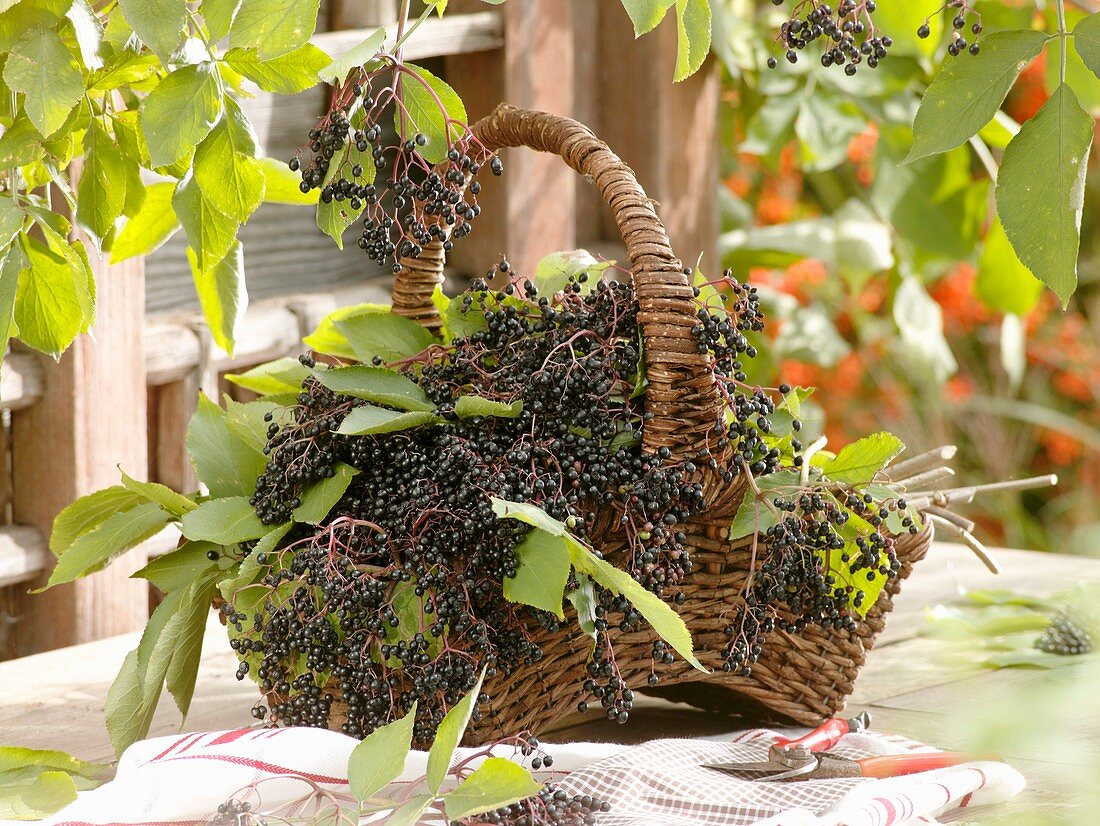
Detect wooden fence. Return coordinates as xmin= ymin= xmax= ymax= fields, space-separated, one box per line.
xmin=0 ymin=0 xmax=719 ymax=659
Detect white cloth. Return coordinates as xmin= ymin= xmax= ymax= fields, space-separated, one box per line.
xmin=10 ymin=726 xmax=1024 ymax=825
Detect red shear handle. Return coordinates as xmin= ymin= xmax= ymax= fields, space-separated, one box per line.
xmin=856 ymin=752 xmax=981 ymax=779
xmin=774 ymin=718 xmax=852 ymax=752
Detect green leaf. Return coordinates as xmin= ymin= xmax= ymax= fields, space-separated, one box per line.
xmin=294 ymin=463 xmax=359 ymax=524
xmin=976 ymin=217 xmax=1043 ymax=316
xmin=0 ymin=746 xmax=106 ymax=782
xmin=13 ymin=233 xmax=93 ymax=358
xmin=893 ymin=275 xmax=958 ymax=384
xmin=315 ymin=366 xmax=434 ymax=412
xmin=334 ymin=307 xmax=437 ymax=364
xmin=173 ymin=173 xmax=239 ymax=271
xmin=337 ymin=404 xmax=441 ymax=436
xmin=133 ymin=542 xmax=222 ymax=592
xmin=187 ymin=239 xmax=247 ymax=355
xmin=1075 ymin=12 xmax=1100 ymax=79
xmin=995 ymin=83 xmax=1093 ymax=307
xmin=217 ymin=522 xmax=291 ymax=601
xmin=795 ymin=88 xmax=866 ymax=171
xmin=315 ymin=192 xmax=363 ymax=248
xmin=347 ymin=702 xmax=417 ymax=801
xmin=379 ymin=797 xmax=433 ymax=826
xmin=164 ymin=572 xmax=219 ymax=718
xmin=141 ymin=62 xmax=223 ymax=168
xmin=443 ymin=757 xmax=541 ymax=821
xmin=88 ymin=51 xmax=160 ymax=93
xmin=619 ymin=0 xmax=676 ymax=36
xmin=45 ymin=503 xmax=172 ymax=589
xmin=0 ymin=113 xmax=44 ymax=170
xmin=194 ymin=98 xmax=264 ymax=224
xmin=76 ymin=120 xmax=128 ymax=241
xmin=226 ymin=356 xmax=309 ymax=396
xmin=229 ymin=0 xmax=320 ymax=61
xmin=186 ymin=392 xmax=268 ymax=497
xmin=120 ymin=470 xmax=196 ymax=517
xmin=454 ymin=395 xmax=522 ymax=419
xmin=504 ymin=529 xmax=570 ymax=619
xmin=226 ymin=43 xmax=328 ymax=94
xmin=181 ymin=496 xmax=266 ymax=544
xmin=397 ymin=63 xmax=467 ymax=164
xmin=0 ymin=244 xmax=21 ymax=357
xmin=673 ymin=0 xmax=710 ymax=82
xmin=118 ymin=0 xmax=185 ymax=64
xmin=533 ymin=250 xmax=612 ymax=296
xmin=490 ymin=497 xmax=567 ymax=536
xmin=569 ymin=537 xmax=703 ymax=671
xmin=50 ymin=486 xmax=144 ymax=556
xmin=4 ymin=27 xmax=83 ymax=137
xmin=318 ymin=27 xmax=386 ymax=84
xmin=728 ymin=496 xmax=779 ymax=542
xmin=111 ymin=181 xmax=180 ymax=263
xmin=442 ymin=293 xmax=489 ymax=341
xmin=258 ymin=157 xmax=318 ymax=205
xmin=202 ymin=0 xmax=242 ymax=41
xmin=567 ymin=573 xmax=599 ymax=639
xmin=0 ymin=770 xmax=78 ymax=820
xmin=906 ymin=30 xmax=1048 ymax=163
xmin=426 ymin=672 xmax=486 ymax=793
xmin=224 ymin=397 xmax=283 ymax=450
xmin=823 ymin=432 xmax=905 ymax=486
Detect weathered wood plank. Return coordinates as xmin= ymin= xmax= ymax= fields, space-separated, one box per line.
xmin=0 ymin=352 xmax=44 ymax=412
xmin=313 ymin=11 xmax=504 ymax=63
xmin=0 ymin=525 xmax=48 ymax=588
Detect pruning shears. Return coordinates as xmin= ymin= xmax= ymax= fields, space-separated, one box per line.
xmin=702 ymin=712 xmax=872 ymax=777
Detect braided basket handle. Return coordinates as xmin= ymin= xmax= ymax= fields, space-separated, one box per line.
xmin=392 ymin=103 xmax=722 ymax=460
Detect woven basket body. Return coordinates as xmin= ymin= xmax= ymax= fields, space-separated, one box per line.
xmin=376 ymin=104 xmax=933 ymax=743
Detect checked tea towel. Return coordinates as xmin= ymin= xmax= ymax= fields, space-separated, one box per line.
xmin=10 ymin=726 xmax=1023 ymax=825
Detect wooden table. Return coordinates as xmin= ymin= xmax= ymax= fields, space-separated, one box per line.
xmin=2 ymin=542 xmax=1097 ymax=822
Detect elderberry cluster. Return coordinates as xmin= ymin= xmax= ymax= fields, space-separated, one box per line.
xmin=768 ymin=1 xmax=893 ymax=75
xmin=233 ymin=267 xmax=778 ymax=744
xmin=291 ymin=84 xmax=501 ymax=273
xmin=1036 ymin=610 xmax=1094 ymax=656
xmin=209 ymin=799 xmax=260 ymax=825
xmin=456 ymin=786 xmax=611 ymax=825
xmin=918 ymin=2 xmax=982 ymax=57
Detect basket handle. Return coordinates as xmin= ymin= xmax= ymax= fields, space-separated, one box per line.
xmin=391 ymin=103 xmax=722 ymax=460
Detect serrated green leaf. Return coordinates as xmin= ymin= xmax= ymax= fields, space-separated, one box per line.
xmin=111 ymin=181 xmax=180 ymax=263
xmin=0 ymin=747 xmax=106 ymax=782
xmin=728 ymin=495 xmax=780 ymax=542
xmin=906 ymin=30 xmax=1049 ymax=163
xmin=181 ymin=496 xmax=266 ymax=544
xmin=224 ymin=397 xmax=283 ymax=451
xmin=133 ymin=541 xmax=221 ymax=592
xmin=504 ymin=529 xmax=569 ymax=619
xmin=0 ymin=113 xmax=44 ymax=170
xmin=379 ymin=796 xmax=433 ymax=826
xmin=44 ymin=502 xmax=172 ymax=589
xmin=337 ymin=404 xmax=441 ymax=436
xmin=194 ymin=97 xmax=264 ymax=223
xmin=318 ymin=27 xmax=386 ymax=84
xmin=333 ymin=307 xmax=437 ymax=364
xmin=490 ymin=497 xmax=568 ymax=535
xmin=119 ymin=0 xmax=185 ymax=64
xmin=315 ymin=366 xmax=434 ymax=412
xmin=173 ymin=173 xmax=239 ymax=271
xmin=202 ymin=0 xmax=242 ymax=41
xmin=673 ymin=0 xmax=710 ymax=82
xmin=348 ymin=702 xmax=417 ymax=801
xmin=226 ymin=356 xmax=309 ymax=396
xmin=426 ymin=674 xmax=485 ymax=793
xmin=141 ymin=62 xmax=222 ymax=168
xmin=164 ymin=572 xmax=219 ymax=718
xmin=443 ymin=758 xmax=541 ymax=821
xmin=315 ymin=192 xmax=363 ymax=248
xmin=995 ymin=84 xmax=1093 ymax=307
xmin=397 ymin=63 xmax=466 ymax=164
xmin=217 ymin=523 xmax=290 ymax=603
xmin=294 ymin=463 xmax=358 ymax=524
xmin=226 ymin=43 xmax=328 ymax=94
xmin=4 ymin=27 xmax=83 ymax=137
xmin=120 ymin=470 xmax=195 ymax=517
xmin=229 ymin=0 xmax=320 ymax=61
xmin=454 ymin=395 xmax=522 ymax=419
xmin=1075 ymin=13 xmax=1100 ymax=78
xmin=88 ymin=50 xmax=160 ymax=93
xmin=619 ymin=0 xmax=676 ymax=36
xmin=0 ymin=770 xmax=78 ymax=819
xmin=76 ymin=120 xmax=128 ymax=241
xmin=186 ymin=392 xmax=268 ymax=497
xmin=823 ymin=432 xmax=905 ymax=486
xmin=976 ymin=217 xmax=1043 ymax=316
xmin=49 ymin=486 xmax=144 ymax=556
xmin=13 ymin=233 xmax=92 ymax=358
xmin=258 ymin=157 xmax=318 ymax=205
xmin=533 ymin=249 xmax=612 ymax=296
xmin=187 ymin=240 xmax=246 ymax=355
xmin=0 ymin=241 xmax=22 ymax=356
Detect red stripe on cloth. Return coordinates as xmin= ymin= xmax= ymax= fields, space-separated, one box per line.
xmin=149 ymin=733 xmax=200 ymax=763
xmin=158 ymin=753 xmax=348 ymax=785
xmin=959 ymin=791 xmax=974 ymax=808
xmin=874 ymin=796 xmax=898 ymax=825
xmin=975 ymin=767 xmax=988 ymax=789
xmin=208 ymin=729 xmax=255 ymax=747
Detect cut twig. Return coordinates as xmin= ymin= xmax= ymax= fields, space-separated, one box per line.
xmin=886 ymin=445 xmax=958 ymax=481
xmin=927 ymin=514 xmax=1000 ymax=574
xmin=907 ymin=475 xmax=1058 ymax=511
xmin=924 ymin=505 xmax=976 ymax=534
xmin=892 ymin=466 xmax=955 ymax=490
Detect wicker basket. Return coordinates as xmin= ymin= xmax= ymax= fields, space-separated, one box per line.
xmin=377 ymin=104 xmax=933 ymax=744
